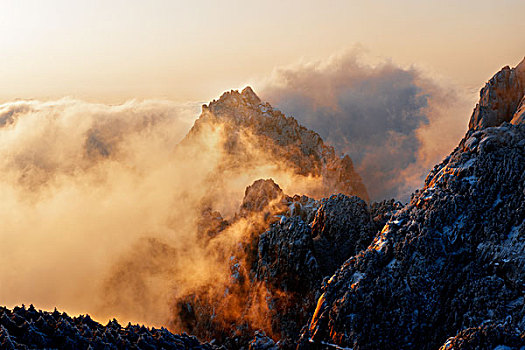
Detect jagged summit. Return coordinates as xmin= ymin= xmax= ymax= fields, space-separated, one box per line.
xmin=240 ymin=86 xmax=261 ymax=104
xmin=186 ymin=87 xmax=369 ymax=201
xmin=201 ymin=86 xmax=261 ymax=113
xmin=469 ymin=57 xmax=525 ymax=130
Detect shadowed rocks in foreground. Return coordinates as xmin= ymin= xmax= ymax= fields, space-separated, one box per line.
xmin=177 ymin=179 xmax=385 ymax=349
xmin=0 ymin=305 xmax=218 ymax=350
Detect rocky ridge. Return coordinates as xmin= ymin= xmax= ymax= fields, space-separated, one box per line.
xmin=438 ymin=324 xmax=524 ymax=350
xmin=0 ymin=305 xmax=218 ymax=350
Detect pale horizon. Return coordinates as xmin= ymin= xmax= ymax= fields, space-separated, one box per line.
xmin=1 ymin=0 xmax=524 ymax=104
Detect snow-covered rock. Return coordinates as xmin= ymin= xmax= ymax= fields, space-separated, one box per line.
xmin=438 ymin=323 xmax=524 ymax=350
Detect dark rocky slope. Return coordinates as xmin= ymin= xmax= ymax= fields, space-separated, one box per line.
xmin=299 ymin=60 xmax=525 ymax=349
xmin=438 ymin=323 xmax=524 ymax=350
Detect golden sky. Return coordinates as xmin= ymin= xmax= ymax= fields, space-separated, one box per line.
xmin=1 ymin=0 xmax=524 ymax=103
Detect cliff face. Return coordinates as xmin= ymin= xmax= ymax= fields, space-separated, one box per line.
xmin=182 ymin=87 xmax=369 ymax=202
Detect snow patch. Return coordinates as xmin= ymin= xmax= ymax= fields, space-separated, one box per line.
xmin=386 ymin=258 xmax=396 ymax=269
xmin=309 ymin=338 xmax=353 ymax=350
xmin=391 ymin=218 xmax=405 ymax=226
xmin=507 ymin=224 xmax=521 ymax=240
xmin=372 ymin=224 xmax=392 ymax=252
xmin=492 ymin=193 xmax=503 ymax=208
xmin=493 ymin=345 xmax=513 ymax=350
xmin=463 ymin=175 xmax=477 ymax=185
xmin=456 ymin=157 xmax=476 ymax=170
xmin=350 ymin=271 xmax=364 ymax=284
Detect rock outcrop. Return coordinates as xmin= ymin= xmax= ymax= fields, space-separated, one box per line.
xmin=369 ymin=198 xmax=405 ymax=233
xmin=438 ymin=323 xmax=524 ymax=350
xmin=469 ymin=57 xmax=525 ymax=130
xmin=310 ymin=194 xmax=375 ymax=276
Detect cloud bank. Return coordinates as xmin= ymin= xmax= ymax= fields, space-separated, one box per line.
xmin=262 ymin=51 xmax=472 ymax=201
xmin=0 ymin=97 xmax=334 ymax=330
xmin=0 ymin=98 xmax=204 ymax=325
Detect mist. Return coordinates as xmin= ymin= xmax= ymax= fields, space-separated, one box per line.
xmin=0 ymin=97 xmax=331 ymax=329
xmin=261 ymin=50 xmax=472 ymax=201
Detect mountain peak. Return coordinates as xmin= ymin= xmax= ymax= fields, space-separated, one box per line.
xmin=204 ymin=86 xmax=262 ymax=110
xmin=183 ymin=87 xmax=370 ymax=201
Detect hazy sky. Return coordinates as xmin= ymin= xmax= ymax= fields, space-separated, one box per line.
xmin=1 ymin=0 xmax=524 ymax=103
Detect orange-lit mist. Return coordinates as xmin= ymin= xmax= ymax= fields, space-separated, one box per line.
xmin=0 ymin=98 xmax=329 ymax=329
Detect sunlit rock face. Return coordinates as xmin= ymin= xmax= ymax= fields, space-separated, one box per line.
xmin=182 ymin=86 xmax=369 ymax=202
xmin=299 ymin=63 xmax=525 ymax=349
xmin=238 ymin=178 xmax=288 ymax=221
xmin=469 ymin=58 xmax=525 ymax=130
